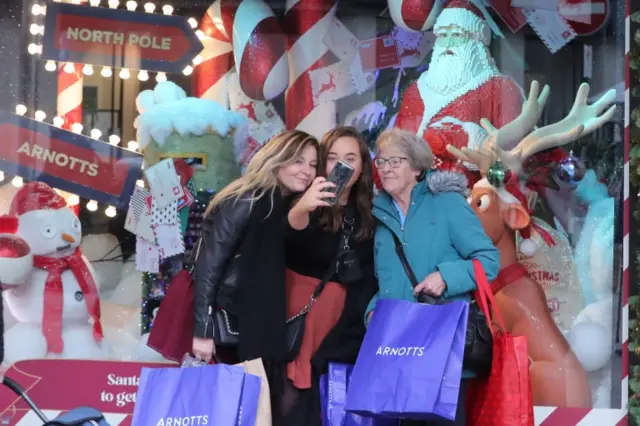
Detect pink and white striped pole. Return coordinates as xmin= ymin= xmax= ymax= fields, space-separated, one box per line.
xmin=284 ymin=0 xmax=338 ymax=139
xmin=57 ymin=63 xmax=83 ymax=131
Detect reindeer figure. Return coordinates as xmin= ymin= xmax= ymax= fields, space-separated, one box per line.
xmin=318 ymin=72 xmax=336 ymax=97
xmin=238 ymin=101 xmax=259 ymax=123
xmin=447 ymin=81 xmax=616 ymax=408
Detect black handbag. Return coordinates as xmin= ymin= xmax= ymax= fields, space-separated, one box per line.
xmin=391 ymin=234 xmax=493 ymax=376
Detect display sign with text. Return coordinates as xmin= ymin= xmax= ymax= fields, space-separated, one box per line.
xmin=0 ymin=112 xmax=143 ymax=208
xmin=42 ymin=3 xmax=203 ymax=73
xmin=0 ymin=359 xmax=175 ymax=426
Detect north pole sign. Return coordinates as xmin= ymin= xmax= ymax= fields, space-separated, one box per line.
xmin=0 ymin=112 xmax=143 ymax=208
xmin=42 ymin=3 xmax=203 ymax=73
xmin=558 ymin=0 xmax=609 ymax=36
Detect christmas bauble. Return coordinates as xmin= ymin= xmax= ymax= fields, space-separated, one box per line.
xmin=486 ymin=161 xmax=511 ymax=188
xmin=556 ymin=152 xmax=586 ymax=184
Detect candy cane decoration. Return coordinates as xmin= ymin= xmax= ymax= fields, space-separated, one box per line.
xmin=57 ymin=63 xmax=83 ymax=131
xmin=388 ymin=0 xmax=445 ymax=32
xmin=193 ymin=0 xmax=288 ymax=103
xmin=284 ymin=0 xmax=338 ymax=139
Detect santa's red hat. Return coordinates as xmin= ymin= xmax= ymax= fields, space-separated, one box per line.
xmin=434 ymin=0 xmax=493 ymax=45
xmin=10 ymin=182 xmax=68 ymax=217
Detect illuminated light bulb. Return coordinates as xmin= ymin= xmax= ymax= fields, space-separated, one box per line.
xmin=27 ymin=43 xmax=42 ymax=55
xmin=34 ymin=110 xmax=46 ymax=122
xmin=137 ymin=70 xmax=149 ymax=81
xmin=109 ymin=135 xmax=121 ymax=145
xmin=119 ymin=68 xmax=131 ymax=79
xmin=86 ymin=200 xmax=98 ymax=212
xmin=44 ymin=61 xmax=57 ymax=72
xmin=162 ymin=5 xmax=173 ymax=15
xmin=126 ymin=1 xmax=137 ymax=10
xmin=90 ymin=129 xmax=102 ymax=139
xmin=108 ymin=0 xmax=119 ymax=8
xmin=101 ymin=66 xmax=113 ymax=78
xmin=68 ymin=195 xmax=80 ymax=205
xmin=156 ymin=72 xmax=167 ymax=82
xmin=188 ymin=18 xmax=198 ymax=29
xmin=192 ymin=55 xmax=203 ymax=65
xmin=31 ymin=4 xmax=42 ymax=15
xmin=82 ymin=64 xmax=94 ymax=76
xmin=15 ymin=105 xmax=27 ymax=116
xmin=144 ymin=2 xmax=155 ymax=12
xmin=71 ymin=123 xmax=84 ymax=134
xmin=63 ymin=62 xmax=75 ymax=73
xmin=182 ymin=65 xmax=193 ymax=76
xmin=136 ymin=179 xmax=144 ymax=187
xmin=195 ymin=30 xmax=205 ymax=40
xmin=127 ymin=141 xmax=139 ymax=151
xmin=89 ymin=0 xmax=101 ymax=5
xmin=53 ymin=116 xmax=64 ymax=127
xmin=29 ymin=24 xmax=43 ymax=35
xmin=105 ymin=206 xmax=117 ymax=217
xmin=0 ymin=172 xmax=5 ymax=182
xmin=12 ymin=176 xmax=23 ymax=188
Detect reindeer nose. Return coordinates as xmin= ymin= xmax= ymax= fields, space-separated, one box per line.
xmin=61 ymin=233 xmax=76 ymax=244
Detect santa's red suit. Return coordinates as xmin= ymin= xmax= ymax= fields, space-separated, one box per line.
xmin=393 ymin=0 xmax=524 ymax=184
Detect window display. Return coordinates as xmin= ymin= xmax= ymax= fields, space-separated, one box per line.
xmin=0 ymin=0 xmax=630 ymax=424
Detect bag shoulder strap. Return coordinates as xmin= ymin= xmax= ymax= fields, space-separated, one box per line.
xmin=392 ymin=233 xmax=419 ymax=287
xmin=311 ymin=209 xmax=356 ymax=300
xmin=472 ymin=259 xmax=506 ymax=334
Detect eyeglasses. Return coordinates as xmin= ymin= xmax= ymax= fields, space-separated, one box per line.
xmin=374 ymin=156 xmax=408 ymax=169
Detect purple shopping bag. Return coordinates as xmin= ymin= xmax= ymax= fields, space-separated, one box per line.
xmin=344 ymin=299 xmax=468 ymax=421
xmin=320 ymin=363 xmax=399 ymax=426
xmin=237 ymin=372 xmax=262 ymax=426
xmin=131 ymin=364 xmax=245 ymax=426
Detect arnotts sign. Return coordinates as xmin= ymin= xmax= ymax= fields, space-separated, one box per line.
xmin=0 ymin=111 xmax=143 ymax=208
xmin=42 ymin=2 xmax=203 ymax=73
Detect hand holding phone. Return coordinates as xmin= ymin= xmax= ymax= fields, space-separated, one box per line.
xmin=324 ymin=160 xmax=355 ymax=206
xmin=295 ymin=177 xmax=336 ymax=213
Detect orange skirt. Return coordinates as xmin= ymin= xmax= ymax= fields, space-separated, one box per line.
xmin=286 ymin=268 xmax=346 ymax=389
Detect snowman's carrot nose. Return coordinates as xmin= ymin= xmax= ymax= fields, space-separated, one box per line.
xmin=61 ymin=233 xmax=76 ymax=243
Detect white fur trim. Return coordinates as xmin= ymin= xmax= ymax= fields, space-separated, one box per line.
xmin=519 ymin=238 xmax=538 ymax=256
xmin=434 ymin=8 xmax=491 ymax=44
xmin=474 ymin=178 xmax=520 ymax=204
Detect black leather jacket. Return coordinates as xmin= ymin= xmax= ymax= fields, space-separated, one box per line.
xmin=193 ymin=197 xmax=251 ymax=338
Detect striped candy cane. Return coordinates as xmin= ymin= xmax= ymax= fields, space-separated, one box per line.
xmin=284 ymin=0 xmax=338 ymax=139
xmin=194 ymin=0 xmax=288 ymax=103
xmin=57 ymin=63 xmax=83 ymax=131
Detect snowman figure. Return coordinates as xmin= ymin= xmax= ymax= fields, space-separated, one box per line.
xmin=1 ymin=182 xmax=106 ymax=364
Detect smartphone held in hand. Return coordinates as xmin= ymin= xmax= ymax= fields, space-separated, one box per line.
xmin=325 ymin=160 xmax=355 ymax=206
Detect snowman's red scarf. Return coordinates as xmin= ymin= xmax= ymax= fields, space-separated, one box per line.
xmin=33 ymin=247 xmax=103 ymax=353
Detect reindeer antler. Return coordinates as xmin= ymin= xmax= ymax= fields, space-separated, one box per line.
xmin=447 ymin=81 xmax=617 ymax=177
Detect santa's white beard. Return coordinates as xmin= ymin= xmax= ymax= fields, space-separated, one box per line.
xmin=425 ymin=41 xmax=496 ymax=95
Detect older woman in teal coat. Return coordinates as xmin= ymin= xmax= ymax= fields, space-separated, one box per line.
xmin=366 ymin=129 xmax=500 ymax=426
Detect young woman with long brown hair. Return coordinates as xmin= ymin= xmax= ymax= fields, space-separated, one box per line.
xmin=284 ymin=126 xmax=379 ymax=425
xmin=190 ymin=130 xmax=319 ymax=425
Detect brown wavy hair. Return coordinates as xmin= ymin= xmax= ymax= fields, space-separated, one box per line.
xmin=318 ymin=127 xmax=374 ymax=241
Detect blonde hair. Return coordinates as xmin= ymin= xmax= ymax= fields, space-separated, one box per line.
xmin=376 ymin=129 xmax=433 ymax=176
xmin=204 ymin=130 xmax=318 ymax=217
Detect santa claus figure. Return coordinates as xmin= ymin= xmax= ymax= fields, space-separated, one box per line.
xmin=395 ymin=0 xmax=523 ymax=178
xmin=1 ymin=182 xmax=105 ymax=364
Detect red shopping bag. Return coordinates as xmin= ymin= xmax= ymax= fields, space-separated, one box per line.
xmin=147 ymin=269 xmax=194 ymax=362
xmin=466 ymin=260 xmax=534 ymax=426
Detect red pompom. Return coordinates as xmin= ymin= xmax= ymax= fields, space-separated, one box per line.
xmin=0 ymin=215 xmax=19 ymax=234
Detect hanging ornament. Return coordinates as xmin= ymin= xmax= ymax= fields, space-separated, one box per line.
xmin=486 ymin=161 xmax=511 ymax=188
xmin=555 ymin=151 xmax=586 ymax=184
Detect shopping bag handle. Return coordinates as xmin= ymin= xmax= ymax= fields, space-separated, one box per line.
xmin=472 ymin=259 xmax=507 ymax=334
